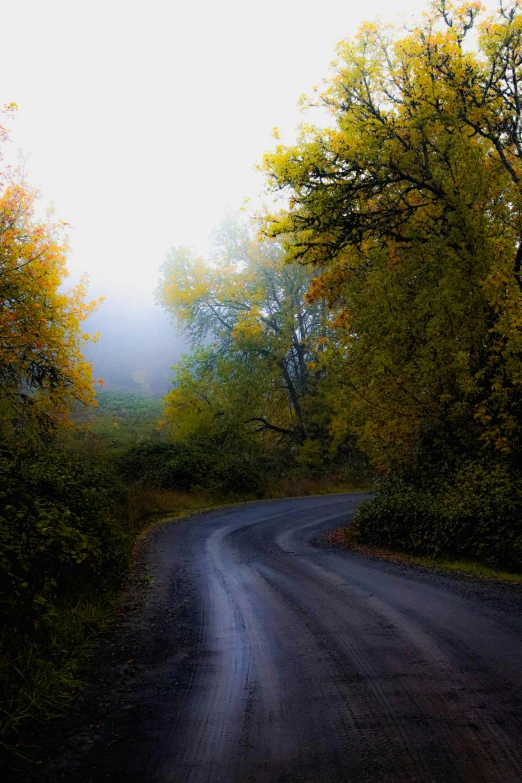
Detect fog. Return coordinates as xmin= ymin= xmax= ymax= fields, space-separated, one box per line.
xmin=0 ymin=0 xmax=497 ymax=392
xmin=82 ymin=283 xmax=188 ymax=396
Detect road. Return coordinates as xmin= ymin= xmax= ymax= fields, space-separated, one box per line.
xmin=35 ymin=493 xmax=522 ymax=782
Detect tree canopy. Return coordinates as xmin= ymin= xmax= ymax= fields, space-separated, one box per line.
xmin=263 ymin=0 xmax=522 ymax=471
xmin=156 ymin=215 xmax=357 ymax=469
xmin=0 ymin=132 xmax=101 ymax=448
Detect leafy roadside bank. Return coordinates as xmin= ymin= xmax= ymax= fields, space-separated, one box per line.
xmin=0 ymin=477 xmax=238 ymax=763
xmin=328 ymin=528 xmax=522 ymax=585
xmin=0 ymin=451 xmax=126 ymax=764
xmin=349 ymin=469 xmax=522 ymax=575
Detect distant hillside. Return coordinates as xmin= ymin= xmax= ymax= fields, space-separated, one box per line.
xmin=82 ymin=285 xmax=187 ymax=397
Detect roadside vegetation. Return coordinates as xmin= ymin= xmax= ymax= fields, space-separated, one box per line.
xmin=329 ymin=528 xmax=522 ymax=585
xmin=263 ymin=0 xmax=522 ymax=571
xmin=2 ymin=0 xmax=522 ymax=765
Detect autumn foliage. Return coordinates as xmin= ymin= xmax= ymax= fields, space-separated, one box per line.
xmin=0 ymin=112 xmax=123 ymax=755
xmin=261 ymin=0 xmax=522 ymax=565
xmin=0 ymin=136 xmax=101 ymax=448
xmin=3 ymin=0 xmax=522 ymax=762
xmin=264 ymin=0 xmax=522 ymax=469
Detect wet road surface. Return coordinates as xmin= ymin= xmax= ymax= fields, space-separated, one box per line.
xmin=32 ymin=494 xmax=522 ymax=782
xmin=139 ymin=494 xmax=522 ymax=782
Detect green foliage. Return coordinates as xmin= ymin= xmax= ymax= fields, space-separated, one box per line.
xmin=120 ymin=439 xmax=267 ymax=496
xmin=70 ymin=390 xmax=164 ymax=450
xmin=0 ymin=452 xmax=127 ymax=628
xmin=156 ymin=214 xmax=362 ymax=476
xmin=0 ymin=450 xmax=128 ymax=751
xmin=0 ymin=598 xmax=108 ymax=755
xmin=95 ymin=390 xmax=163 ymax=418
xmin=354 ymin=461 xmax=522 ymax=571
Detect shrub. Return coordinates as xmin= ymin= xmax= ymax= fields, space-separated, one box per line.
xmin=119 ymin=440 xmax=267 ymax=495
xmin=0 ymin=453 xmax=127 ymax=631
xmin=353 ymin=461 xmax=522 ymax=571
xmin=0 ymin=450 xmax=128 ymax=751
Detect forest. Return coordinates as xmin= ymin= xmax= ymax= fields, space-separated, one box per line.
xmin=1 ymin=0 xmax=522 ymax=762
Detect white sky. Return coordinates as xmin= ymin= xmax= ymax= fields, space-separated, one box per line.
xmin=0 ymin=0 xmax=495 ymax=301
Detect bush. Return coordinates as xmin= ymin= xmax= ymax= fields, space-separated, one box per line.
xmin=0 ymin=450 xmax=128 ymax=751
xmin=119 ymin=440 xmax=267 ymax=495
xmin=353 ymin=461 xmax=522 ymax=571
xmin=0 ymin=453 xmax=127 ymax=630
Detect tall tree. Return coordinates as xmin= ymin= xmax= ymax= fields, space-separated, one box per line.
xmin=263 ymin=0 xmax=522 ymax=471
xmin=156 ymin=216 xmax=345 ymax=464
xmin=0 ymin=127 xmax=101 ymax=448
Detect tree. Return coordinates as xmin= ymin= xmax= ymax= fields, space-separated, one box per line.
xmin=156 ymin=215 xmax=348 ymax=467
xmin=263 ymin=1 xmax=522 ymax=472
xmin=0 ymin=122 xmax=101 ymax=448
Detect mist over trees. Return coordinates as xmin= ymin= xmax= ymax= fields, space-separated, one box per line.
xmin=2 ymin=0 xmax=522 ymax=762
xmin=82 ymin=285 xmax=187 ymax=397
xmin=156 ymin=215 xmax=356 ymax=469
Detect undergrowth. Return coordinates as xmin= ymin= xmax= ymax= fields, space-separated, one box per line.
xmin=331 ymin=527 xmax=522 ymax=584
xmin=0 ymin=598 xmax=109 ymax=756
xmin=352 ymin=461 xmax=522 ymax=573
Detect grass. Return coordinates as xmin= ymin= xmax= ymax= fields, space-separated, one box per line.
xmin=0 ymin=597 xmax=113 ymax=761
xmin=409 ymin=556 xmax=522 ymax=584
xmin=266 ymin=475 xmax=369 ymax=498
xmin=117 ymin=477 xmax=368 ymax=529
xmin=329 ymin=527 xmax=522 ymax=584
xmin=116 ymin=477 xmax=370 ymax=545
xmin=115 ymin=484 xmax=259 ymax=538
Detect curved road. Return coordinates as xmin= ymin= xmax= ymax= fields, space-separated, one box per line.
xmin=40 ymin=494 xmax=522 ymax=782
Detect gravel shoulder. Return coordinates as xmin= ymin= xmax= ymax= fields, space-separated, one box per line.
xmin=14 ymin=494 xmax=522 ymax=783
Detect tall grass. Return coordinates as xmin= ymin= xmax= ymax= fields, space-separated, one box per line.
xmin=115 ymin=483 xmax=256 ymax=539
xmin=267 ymin=475 xmax=368 ymax=498
xmin=116 ymin=475 xmax=368 ymax=542
xmin=0 ymin=598 xmax=109 ymax=759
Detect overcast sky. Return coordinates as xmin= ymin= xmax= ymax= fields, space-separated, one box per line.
xmin=0 ymin=0 xmax=495 ymax=302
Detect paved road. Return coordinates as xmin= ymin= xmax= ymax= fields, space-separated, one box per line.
xmin=135 ymin=493 xmax=522 ymax=783
xmin=35 ymin=494 xmax=522 ymax=782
